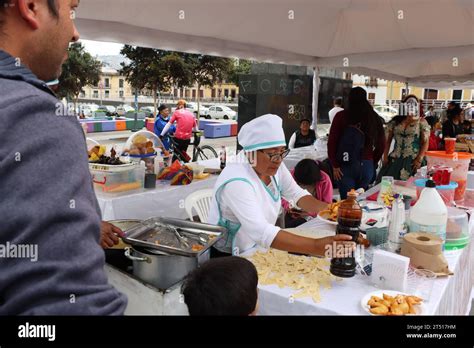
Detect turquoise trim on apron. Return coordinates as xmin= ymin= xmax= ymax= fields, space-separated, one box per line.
xmin=259 ymin=176 xmax=281 ymax=202
xmin=215 ymin=178 xmax=255 ymax=255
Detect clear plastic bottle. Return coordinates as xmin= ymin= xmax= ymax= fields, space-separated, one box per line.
xmin=409 ymin=180 xmax=448 ymax=247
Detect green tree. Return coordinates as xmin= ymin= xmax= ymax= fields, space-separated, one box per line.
xmin=120 ymin=46 xmax=191 ymax=114
xmin=182 ymin=54 xmax=234 ymax=118
xmin=227 ymin=59 xmax=252 ymax=86
xmin=57 ymin=42 xmax=102 ymax=111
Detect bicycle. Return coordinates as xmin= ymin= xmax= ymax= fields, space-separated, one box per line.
xmin=167 ymin=131 xmax=218 ymax=163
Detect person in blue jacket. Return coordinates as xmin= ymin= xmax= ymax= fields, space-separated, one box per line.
xmin=154 ymin=104 xmax=175 ymax=150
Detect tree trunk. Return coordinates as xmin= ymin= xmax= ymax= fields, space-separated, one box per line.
xmin=196 ymin=82 xmax=201 ymax=125
xmin=153 ymin=85 xmax=157 ymax=116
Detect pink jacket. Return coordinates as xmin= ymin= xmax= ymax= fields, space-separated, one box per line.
xmin=281 ymin=169 xmax=333 ymax=217
xmin=169 ymin=109 xmax=197 ymax=140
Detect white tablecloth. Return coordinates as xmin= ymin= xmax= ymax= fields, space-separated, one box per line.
xmin=247 ymin=184 xmax=474 ymax=315
xmin=284 ymin=146 xmax=328 ymax=170
xmin=95 ymin=176 xmax=218 ymax=221
xmin=249 ymin=217 xmax=473 ymax=315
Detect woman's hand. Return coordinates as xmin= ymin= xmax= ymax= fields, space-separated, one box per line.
xmin=333 ymin=167 xmax=343 ymax=181
xmin=314 ymin=234 xmax=356 ymax=257
xmin=382 ymin=156 xmax=389 ymax=166
xmin=412 ymin=156 xmax=422 ymax=171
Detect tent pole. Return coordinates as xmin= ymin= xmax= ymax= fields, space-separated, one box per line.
xmin=312 ymin=67 xmax=320 ymax=135
xmin=405 ymin=81 xmax=409 ymax=97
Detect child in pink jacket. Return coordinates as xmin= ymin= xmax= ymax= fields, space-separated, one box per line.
xmin=282 ymin=159 xmax=333 ymax=228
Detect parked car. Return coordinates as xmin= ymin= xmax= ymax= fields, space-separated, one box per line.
xmin=116 ymin=104 xmax=135 ymax=116
xmin=139 ymin=106 xmax=155 ymax=118
xmin=374 ymin=105 xmax=398 ymax=123
xmin=207 ymin=105 xmax=237 ymax=120
xmin=171 ymin=102 xmax=209 ymax=117
xmin=96 ymin=105 xmax=117 ymax=117
xmin=77 ymin=103 xmax=99 ymax=117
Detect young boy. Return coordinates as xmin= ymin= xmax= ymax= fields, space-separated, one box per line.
xmin=182 ymin=256 xmax=259 ymax=316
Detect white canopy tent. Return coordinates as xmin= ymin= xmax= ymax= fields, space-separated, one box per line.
xmin=75 ymin=0 xmax=474 ymax=126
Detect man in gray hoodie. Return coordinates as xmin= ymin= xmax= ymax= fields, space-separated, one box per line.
xmin=0 ymin=0 xmax=127 ymax=314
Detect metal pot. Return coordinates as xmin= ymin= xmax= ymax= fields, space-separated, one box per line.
xmin=124 ymin=246 xmax=210 ymax=290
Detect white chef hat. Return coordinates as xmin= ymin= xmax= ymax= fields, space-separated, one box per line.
xmin=238 ymin=114 xmax=286 ymax=151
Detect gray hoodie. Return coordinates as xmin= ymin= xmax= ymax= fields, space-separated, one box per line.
xmin=0 ymin=50 xmax=127 ymax=314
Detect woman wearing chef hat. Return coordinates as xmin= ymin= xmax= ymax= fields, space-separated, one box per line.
xmin=208 ymin=114 xmax=354 ymax=256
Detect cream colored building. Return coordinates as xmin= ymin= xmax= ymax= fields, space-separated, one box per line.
xmin=80 ymin=67 xmax=239 ymax=104
xmin=350 ymin=73 xmax=473 ymax=106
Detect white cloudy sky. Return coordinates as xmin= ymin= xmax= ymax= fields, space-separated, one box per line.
xmin=80 ymin=39 xmax=124 ymax=56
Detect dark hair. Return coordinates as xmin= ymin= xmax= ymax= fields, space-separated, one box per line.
xmin=158 ymin=104 xmax=168 ymax=112
xmin=300 ymin=118 xmax=311 ymax=125
xmin=345 ymin=87 xmax=383 ymax=146
xmin=0 ymin=0 xmax=58 ymax=26
xmin=448 ymin=101 xmax=457 ymax=107
xmin=447 ymin=107 xmax=462 ymax=120
xmin=425 ymin=116 xmax=438 ymax=128
xmin=463 ymin=120 xmax=471 ymax=127
xmin=182 ymin=256 xmax=258 ymax=316
xmin=294 ymin=159 xmax=322 ymax=185
xmin=334 ymin=97 xmax=343 ymax=106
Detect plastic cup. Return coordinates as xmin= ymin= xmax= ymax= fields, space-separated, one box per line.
xmin=444 ymin=138 xmax=456 ymax=154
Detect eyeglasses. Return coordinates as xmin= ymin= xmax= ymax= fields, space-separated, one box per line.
xmin=259 ymin=149 xmax=290 ymax=163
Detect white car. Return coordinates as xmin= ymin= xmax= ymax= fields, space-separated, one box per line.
xmin=77 ymin=103 xmax=99 ymax=117
xmin=172 ymin=102 xmax=209 ymax=117
xmin=116 ymin=104 xmax=135 ymax=116
xmin=374 ymin=105 xmax=398 ymax=123
xmin=207 ymin=105 xmax=237 ymax=120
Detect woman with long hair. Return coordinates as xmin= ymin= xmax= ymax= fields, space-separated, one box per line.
xmin=377 ymin=94 xmax=430 ymax=181
xmin=328 ymin=87 xmax=385 ymax=199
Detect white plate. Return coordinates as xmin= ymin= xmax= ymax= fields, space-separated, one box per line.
xmin=316 ymin=212 xmax=338 ymax=225
xmin=361 ymin=290 xmax=425 ymax=315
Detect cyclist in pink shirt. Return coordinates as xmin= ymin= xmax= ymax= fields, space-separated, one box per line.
xmin=160 ymin=107 xmax=197 ymax=159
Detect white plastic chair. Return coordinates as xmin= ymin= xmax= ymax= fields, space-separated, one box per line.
xmin=184 ymin=189 xmax=214 ymax=223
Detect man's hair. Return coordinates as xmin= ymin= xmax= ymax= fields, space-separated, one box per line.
xmin=447 ymin=106 xmax=462 ymax=119
xmin=334 ymin=97 xmax=343 ymax=106
xmin=294 ymin=158 xmax=322 ymax=185
xmin=299 ymin=118 xmax=311 ymax=125
xmin=182 ymin=256 xmax=258 ymax=316
xmin=0 ymin=0 xmax=58 ymax=27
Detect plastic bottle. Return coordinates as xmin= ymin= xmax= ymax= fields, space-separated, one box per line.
xmin=388 ymin=195 xmax=407 ymax=253
xmin=409 ymin=180 xmax=448 ymax=247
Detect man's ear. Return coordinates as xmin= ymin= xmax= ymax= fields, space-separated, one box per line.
xmin=16 ymin=0 xmax=40 ymax=30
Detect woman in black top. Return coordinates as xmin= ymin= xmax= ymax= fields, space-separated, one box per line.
xmin=288 ymin=119 xmax=317 ymax=149
xmin=442 ymin=107 xmax=463 ymax=139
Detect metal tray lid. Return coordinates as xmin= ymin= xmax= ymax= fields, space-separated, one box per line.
xmin=122 ymin=217 xmax=226 ymax=257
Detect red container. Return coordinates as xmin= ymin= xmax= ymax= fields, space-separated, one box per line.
xmin=430 ymin=165 xmax=453 ymax=186
xmin=230 ymin=123 xmax=238 ymax=136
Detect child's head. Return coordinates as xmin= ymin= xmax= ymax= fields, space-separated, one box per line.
xmin=425 ymin=115 xmax=439 ymax=130
xmin=463 ymin=120 xmax=472 ymax=130
xmin=294 ymin=159 xmax=322 ymax=190
xmin=182 ymin=256 xmax=259 ymax=316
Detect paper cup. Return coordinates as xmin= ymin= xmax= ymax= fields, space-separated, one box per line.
xmin=444 ymin=138 xmax=456 ymax=154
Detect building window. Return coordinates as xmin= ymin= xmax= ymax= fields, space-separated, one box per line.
xmin=79 ymin=89 xmax=85 ymax=98
xmin=119 ymin=79 xmax=124 ymax=88
xmin=93 ymin=90 xmax=99 ymax=98
xmin=105 ymin=78 xmax=110 ymax=88
xmin=174 ymin=88 xmax=178 ymax=97
xmin=185 ymin=89 xmax=190 ymax=98
xmin=119 ymin=90 xmax=124 ymax=98
xmin=105 ymin=90 xmax=110 ymax=98
xmin=452 ymin=90 xmax=462 ymax=100
xmin=199 ymin=90 xmax=204 ymax=98
xmin=423 ymin=89 xmax=438 ymax=100
xmin=211 ymin=88 xmax=216 ymax=98
xmin=231 ymin=89 xmax=236 ymax=99
xmin=192 ymin=89 xmax=196 ymax=99
xmin=224 ymin=89 xmax=229 ymax=97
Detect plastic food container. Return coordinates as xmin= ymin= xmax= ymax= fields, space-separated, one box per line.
xmin=122 ymin=130 xmax=165 ymax=160
xmin=425 ymin=151 xmax=473 ymax=202
xmin=445 ymin=207 xmax=470 ymax=250
xmin=91 ymin=165 xmax=145 ymax=193
xmin=414 ymin=179 xmax=458 ymax=206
